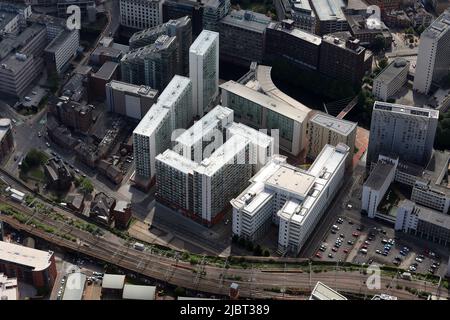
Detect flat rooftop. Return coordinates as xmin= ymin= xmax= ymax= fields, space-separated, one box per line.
xmin=220 ymin=10 xmax=271 ymax=33
xmin=415 ymin=202 xmax=450 ymax=230
xmin=189 ymin=29 xmax=218 ymax=56
xmin=156 ymin=75 xmax=191 ymax=108
xmin=310 ymin=281 xmax=347 ymax=300
xmin=107 ymin=80 xmax=158 ymax=98
xmin=309 ymin=112 xmax=357 ymax=136
xmin=226 ymin=122 xmax=273 ymax=148
xmin=0 ymin=241 xmax=53 ymax=272
xmin=267 ymin=22 xmax=322 ymax=45
xmin=364 ymin=161 xmax=396 ymax=191
xmin=423 ymin=9 xmax=450 ymax=40
xmin=92 ymin=61 xmax=118 ymax=80
xmin=132 ymin=104 xmax=170 ymax=138
xmin=374 ymin=58 xmax=409 ymax=85
xmin=373 ymin=101 xmax=439 ymax=119
xmin=266 ymin=166 xmax=315 ymax=197
xmin=311 ymin=0 xmax=347 ymax=22
xmin=45 ymin=29 xmax=76 ymax=53
xmin=176 ymin=105 xmax=233 ymax=147
xmin=221 ymin=80 xmax=308 ymax=123
xmin=156 ymin=149 xmax=198 ymax=174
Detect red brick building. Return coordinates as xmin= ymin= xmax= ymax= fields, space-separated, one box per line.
xmin=0 ymin=241 xmax=57 ymax=290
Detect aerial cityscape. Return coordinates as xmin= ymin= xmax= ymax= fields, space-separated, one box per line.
xmin=1 ymin=0 xmax=450 ymax=305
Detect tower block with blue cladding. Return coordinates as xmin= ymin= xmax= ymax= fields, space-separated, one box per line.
xmin=189 ymin=29 xmax=219 ymax=118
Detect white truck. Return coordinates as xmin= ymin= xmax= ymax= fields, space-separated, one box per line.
xmin=133 ymin=242 xmax=145 ymax=251
xmin=401 ymin=272 xmax=412 ymax=280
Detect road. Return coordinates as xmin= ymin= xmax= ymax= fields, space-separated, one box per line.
xmin=1 ymin=198 xmax=447 ymax=300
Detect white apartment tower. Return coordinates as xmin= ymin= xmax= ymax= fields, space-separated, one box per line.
xmin=189 ymin=30 xmax=219 ymax=118
xmin=413 ymin=9 xmax=450 ymax=94
xmin=132 ymin=75 xmax=192 ymax=187
xmin=119 ymin=0 xmax=164 ymax=30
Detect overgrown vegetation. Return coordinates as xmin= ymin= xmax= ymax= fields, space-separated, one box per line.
xmin=435 ymin=111 xmax=450 ymax=151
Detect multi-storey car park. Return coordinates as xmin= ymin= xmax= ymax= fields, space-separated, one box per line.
xmin=231 ymin=143 xmax=349 ymax=255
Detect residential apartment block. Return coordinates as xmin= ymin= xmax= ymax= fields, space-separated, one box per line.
xmin=367 ymin=101 xmax=439 ymax=168
xmin=119 ymin=0 xmax=164 ymax=30
xmin=372 ymin=58 xmax=410 ymax=101
xmin=202 ymin=0 xmax=230 ymax=32
xmin=189 ymin=29 xmax=219 ymax=117
xmin=231 ymin=143 xmax=349 ymax=255
xmin=44 ymin=29 xmax=80 ymax=75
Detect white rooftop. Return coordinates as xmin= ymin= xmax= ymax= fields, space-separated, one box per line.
xmin=107 ymin=80 xmax=158 ymax=98
xmin=221 ymin=81 xmax=308 ymax=123
xmin=0 ymin=241 xmax=53 ymax=272
xmin=175 ymin=105 xmax=233 ymax=147
xmin=101 ymin=274 xmax=125 ymax=290
xmin=156 ymin=75 xmax=191 ymax=109
xmin=156 ymin=149 xmax=199 ymax=174
xmin=373 ymin=101 xmax=439 ymax=119
xmin=122 ymin=284 xmax=156 ymax=300
xmin=310 ymin=281 xmax=347 ymax=300
xmin=226 ymin=122 xmax=274 ymax=149
xmin=189 ymin=29 xmax=219 ymax=56
xmin=133 ymin=104 xmax=170 ymax=137
xmin=309 ymin=112 xmax=357 ymax=136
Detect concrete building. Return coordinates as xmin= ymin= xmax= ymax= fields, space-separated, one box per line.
xmin=290 ymin=0 xmax=316 ymax=33
xmin=431 ymin=0 xmax=450 ymax=15
xmin=162 ymin=0 xmax=205 ymax=36
xmin=202 ymin=0 xmax=230 ymax=32
xmin=156 ymin=105 xmax=274 ymax=226
xmin=62 ymin=272 xmax=87 ymax=300
xmin=89 ymin=61 xmax=120 ymax=100
xmin=0 ymin=1 xmax=31 ymax=36
xmin=112 ymin=201 xmax=133 ymax=229
xmin=231 ymin=143 xmax=349 ymax=255
xmin=367 ymin=101 xmax=439 ymax=168
xmin=0 ymin=241 xmax=57 ymax=289
xmin=48 ymin=97 xmax=93 ymax=133
xmin=121 ymin=35 xmax=179 ymax=91
xmin=129 ymin=16 xmax=192 ymax=75
xmin=220 ymin=80 xmax=309 ymax=156
xmin=310 ymin=0 xmax=348 ymax=35
xmin=309 ymin=281 xmax=347 ymax=300
xmin=56 ymin=0 xmax=96 ymax=21
xmin=0 ymin=118 xmax=14 ymax=163
xmin=219 ymin=10 xmax=271 ymax=67
xmin=345 ymin=12 xmax=393 ymax=47
xmin=265 ymin=19 xmax=322 ymax=71
xmin=307 ymin=112 xmax=357 ymax=166
xmin=395 ymin=199 xmax=450 ymax=247
xmin=0 ymin=273 xmax=18 ymax=300
xmin=319 ymin=31 xmax=372 ymax=86
xmin=372 ymin=58 xmax=410 ymax=101
xmin=119 ymin=0 xmax=164 ymax=30
xmin=44 ymin=29 xmax=80 ymax=75
xmin=132 ymin=75 xmax=192 ymax=186
xmin=189 ymin=29 xmax=219 ymax=117
xmin=106 ymin=80 xmax=158 ymax=120
xmin=413 ymin=9 xmax=450 ymax=94
xmin=122 ymin=284 xmax=156 ymax=300
xmin=0 ymin=23 xmax=47 ymax=98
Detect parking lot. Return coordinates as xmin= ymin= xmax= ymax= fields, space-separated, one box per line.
xmin=316 ymin=214 xmax=448 ymax=278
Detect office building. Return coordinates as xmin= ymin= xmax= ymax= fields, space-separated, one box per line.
xmin=0 ymin=1 xmax=31 ymax=36
xmin=395 ymin=199 xmax=450 ymax=247
xmin=44 ymin=29 xmax=80 ymax=74
xmin=231 ymin=143 xmax=349 ymax=254
xmin=310 ymin=0 xmax=348 ymax=35
xmin=0 ymin=23 xmax=47 ymax=98
xmin=265 ymin=19 xmax=321 ymax=71
xmin=162 ymin=0 xmax=205 ymax=36
xmin=431 ymin=0 xmax=450 ymax=16
xmin=121 ymin=35 xmax=179 ymax=91
xmin=156 ymin=105 xmax=274 ymax=226
xmin=309 ymin=281 xmax=347 ymax=300
xmin=202 ymin=0 xmax=230 ymax=32
xmin=189 ymin=29 xmax=219 ymax=117
xmin=307 ymin=112 xmax=357 ymax=166
xmin=48 ymin=97 xmax=93 ymax=132
xmin=413 ymin=9 xmax=450 ymax=94
xmin=290 ymin=0 xmax=316 ymax=33
xmin=219 ymin=10 xmax=271 ymax=67
xmin=0 ymin=118 xmax=14 ymax=162
xmin=119 ymin=0 xmax=164 ymax=30
xmin=0 ymin=241 xmax=57 ymax=289
xmin=132 ymin=75 xmax=192 ymax=186
xmin=319 ymin=31 xmax=372 ymax=86
xmin=129 ymin=16 xmax=192 ymax=75
xmin=345 ymin=13 xmax=393 ymax=47
xmin=372 ymin=58 xmax=410 ymax=101
xmin=220 ymin=80 xmax=309 ymax=156
xmin=106 ymin=80 xmax=158 ymax=120
xmin=367 ymin=101 xmax=439 ymax=168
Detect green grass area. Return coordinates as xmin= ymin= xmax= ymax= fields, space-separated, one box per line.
xmin=28 ymin=167 xmax=45 ymax=182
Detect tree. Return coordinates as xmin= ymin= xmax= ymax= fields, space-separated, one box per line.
xmin=378 ymin=58 xmax=388 ymax=70
xmin=174 ymin=286 xmax=186 ymax=297
xmin=263 ymin=249 xmax=270 ymax=257
xmin=79 ymin=178 xmax=94 ymax=194
xmin=232 ymin=234 xmax=239 ymax=243
xmin=245 ymin=240 xmax=254 ymax=252
xmin=253 ymin=244 xmax=263 ymax=256
xmin=371 ymin=35 xmax=387 ymax=53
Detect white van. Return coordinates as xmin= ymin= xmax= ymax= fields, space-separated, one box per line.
xmin=360 ymin=248 xmax=368 ymax=254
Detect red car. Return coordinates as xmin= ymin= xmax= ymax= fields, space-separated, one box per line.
xmin=332 ymin=247 xmax=338 ymax=252
xmin=362 ymin=245 xmax=368 ymax=249
xmin=316 ymin=252 xmax=322 ymax=258
xmin=352 ymin=232 xmax=360 ymax=237
xmin=343 ymin=249 xmax=349 ymax=254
